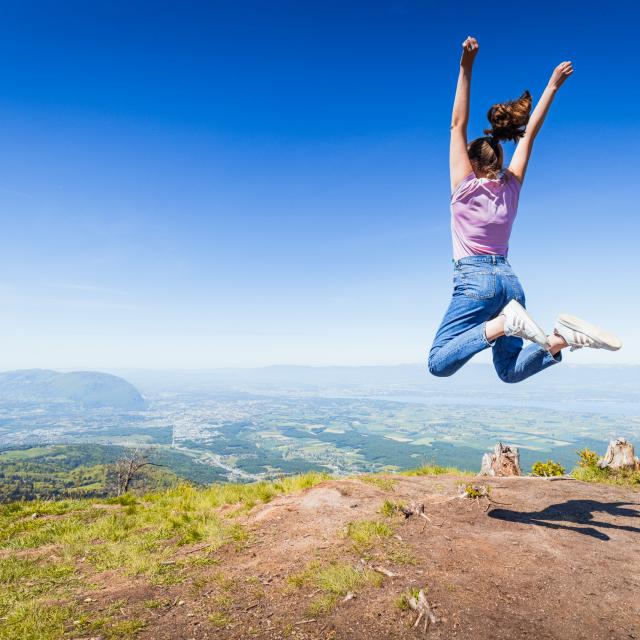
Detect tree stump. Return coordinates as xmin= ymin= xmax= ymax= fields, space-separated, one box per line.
xmin=597 ymin=438 xmax=640 ymax=470
xmin=479 ymin=442 xmax=521 ymax=477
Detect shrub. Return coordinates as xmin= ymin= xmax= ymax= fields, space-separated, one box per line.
xmin=531 ymin=460 xmax=565 ymax=477
xmin=577 ymin=448 xmax=599 ymax=469
xmin=460 ymin=483 xmax=489 ymax=499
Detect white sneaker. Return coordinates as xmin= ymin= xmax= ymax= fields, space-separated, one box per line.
xmin=500 ymin=299 xmax=547 ymax=347
xmin=554 ymin=314 xmax=622 ymax=352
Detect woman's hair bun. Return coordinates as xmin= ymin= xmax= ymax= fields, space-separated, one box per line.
xmin=484 ymin=90 xmax=532 ymax=143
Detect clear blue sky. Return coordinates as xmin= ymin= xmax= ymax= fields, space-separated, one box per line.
xmin=0 ymin=0 xmax=638 ymax=369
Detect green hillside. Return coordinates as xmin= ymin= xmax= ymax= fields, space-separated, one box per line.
xmin=0 ymin=445 xmax=230 ymax=502
xmin=0 ymin=369 xmax=147 ymax=410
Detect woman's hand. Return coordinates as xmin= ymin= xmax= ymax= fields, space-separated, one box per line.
xmin=460 ymin=36 xmax=479 ymax=67
xmin=548 ymin=61 xmax=574 ymax=90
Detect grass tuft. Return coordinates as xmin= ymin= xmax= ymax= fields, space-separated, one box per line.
xmin=103 ymin=619 xmax=147 ymax=639
xmin=380 ymin=498 xmax=405 ymax=517
xmin=402 ymin=464 xmax=471 ymax=477
xmin=346 ymin=520 xmax=393 ymax=551
xmin=289 ymin=561 xmax=383 ymax=615
xmin=358 ymin=475 xmax=396 ymax=491
xmin=208 ymin=611 xmax=231 ymax=628
xmin=0 ymin=602 xmax=77 ymax=640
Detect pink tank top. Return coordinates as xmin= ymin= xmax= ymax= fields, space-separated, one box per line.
xmin=450 ymin=170 xmax=522 ymax=261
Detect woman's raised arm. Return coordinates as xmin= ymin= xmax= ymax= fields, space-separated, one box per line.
xmin=508 ymin=61 xmax=574 ymax=184
xmin=450 ymin=36 xmax=478 ymax=193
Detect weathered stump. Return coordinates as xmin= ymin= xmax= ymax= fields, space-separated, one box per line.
xmin=598 ymin=438 xmax=640 ymax=470
xmin=479 ymin=442 xmax=521 ymax=477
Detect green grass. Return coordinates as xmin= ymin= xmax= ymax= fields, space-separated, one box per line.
xmin=571 ymin=464 xmax=640 ymax=486
xmin=288 ymin=561 xmax=383 ymax=615
xmin=345 ymin=519 xmax=394 ymax=551
xmin=401 ymin=464 xmax=471 ymax=477
xmin=0 ymin=601 xmax=77 ymax=640
xmin=358 ymin=475 xmax=397 ymax=491
xmin=208 ymin=612 xmax=231 ymax=628
xmin=103 ymin=619 xmax=147 ymax=639
xmin=379 ymin=498 xmax=405 ymax=517
xmin=0 ymin=556 xmax=79 ymax=640
xmin=0 ymin=471 xmax=330 ymax=640
xmin=570 ymin=448 xmax=640 ymax=487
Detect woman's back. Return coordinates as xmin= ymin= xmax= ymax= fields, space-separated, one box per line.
xmin=450 ymin=170 xmax=522 ymax=260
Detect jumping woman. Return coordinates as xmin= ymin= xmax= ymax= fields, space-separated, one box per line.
xmin=428 ymin=36 xmax=622 ymax=383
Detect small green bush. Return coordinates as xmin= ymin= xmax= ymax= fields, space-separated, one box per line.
xmin=577 ymin=448 xmax=599 ymax=468
xmin=531 ymin=460 xmax=565 ymax=477
xmin=460 ymin=483 xmax=489 ymax=499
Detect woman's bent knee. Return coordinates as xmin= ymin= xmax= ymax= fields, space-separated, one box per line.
xmin=427 ymin=354 xmax=453 ymax=378
xmin=495 ymin=367 xmax=519 ymax=384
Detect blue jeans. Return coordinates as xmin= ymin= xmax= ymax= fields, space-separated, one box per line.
xmin=428 ymin=255 xmax=561 ymax=383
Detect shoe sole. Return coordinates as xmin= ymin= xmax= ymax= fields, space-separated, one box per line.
xmin=506 ymin=300 xmax=548 ymax=347
xmin=557 ymin=314 xmax=622 ymax=351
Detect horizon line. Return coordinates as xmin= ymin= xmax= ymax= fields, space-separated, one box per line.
xmin=2 ymin=362 xmax=638 ymax=373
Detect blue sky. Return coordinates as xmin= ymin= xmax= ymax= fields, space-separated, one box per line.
xmin=0 ymin=0 xmax=638 ymax=369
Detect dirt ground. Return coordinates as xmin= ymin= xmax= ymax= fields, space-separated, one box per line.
xmin=83 ymin=475 xmax=640 ymax=640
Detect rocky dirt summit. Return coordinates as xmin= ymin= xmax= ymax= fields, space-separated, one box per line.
xmin=2 ymin=468 xmax=638 ymax=640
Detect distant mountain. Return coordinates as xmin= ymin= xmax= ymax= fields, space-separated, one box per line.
xmin=0 ymin=369 xmax=147 ymax=410
xmin=117 ymin=363 xmax=640 ymax=397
